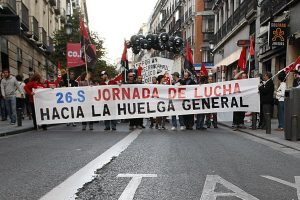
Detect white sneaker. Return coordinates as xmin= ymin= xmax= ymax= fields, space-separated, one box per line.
xmin=180 ymin=126 xmax=185 ymax=130
xmin=171 ymin=126 xmax=176 ymax=130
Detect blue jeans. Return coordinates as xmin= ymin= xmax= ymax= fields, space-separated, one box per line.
xmin=104 ymin=120 xmax=117 ymax=129
xmin=171 ymin=115 xmax=184 ymax=127
xmin=196 ymin=114 xmax=205 ymax=129
xmin=278 ymin=101 xmax=285 ymax=128
xmin=0 ymin=98 xmax=7 ymax=120
xmin=5 ymin=96 xmax=16 ymax=123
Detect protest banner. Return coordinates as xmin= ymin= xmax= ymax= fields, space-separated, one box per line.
xmin=34 ymin=78 xmax=260 ymax=125
xmin=134 ymin=57 xmax=174 ymax=83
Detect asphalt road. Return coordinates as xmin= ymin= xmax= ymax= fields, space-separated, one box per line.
xmin=1 ymin=122 xmax=300 ymax=200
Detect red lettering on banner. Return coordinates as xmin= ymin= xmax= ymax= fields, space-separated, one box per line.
xmin=152 ymin=87 xmax=159 ymax=98
xmin=234 ymin=83 xmax=241 ymax=93
xmin=94 ymin=89 xmax=101 ymax=101
xmin=214 ymin=86 xmax=222 ymax=96
xmin=194 ymin=88 xmax=203 ymax=98
xmin=204 ymin=87 xmax=212 ymax=98
xmin=168 ymin=88 xmax=176 ymax=99
xmin=103 ymin=89 xmax=111 ymax=101
xmin=112 ymin=88 xmax=120 ymax=100
xmin=223 ymin=84 xmax=232 ymax=95
xmin=142 ymin=88 xmax=151 ymax=98
xmin=122 ymin=88 xmax=130 ymax=100
xmin=133 ymin=88 xmax=140 ymax=99
xmin=178 ymin=88 xmax=186 ymax=99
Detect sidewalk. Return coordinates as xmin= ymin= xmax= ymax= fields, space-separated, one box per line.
xmin=220 ymin=119 xmax=300 ymax=151
xmin=0 ymin=118 xmax=34 ymax=137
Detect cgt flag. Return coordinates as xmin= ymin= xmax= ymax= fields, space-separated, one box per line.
xmin=184 ymin=43 xmax=195 ymax=74
xmin=200 ymin=63 xmax=208 ymax=77
xmin=121 ymin=41 xmax=129 ymax=82
xmin=80 ymin=17 xmax=96 ymax=68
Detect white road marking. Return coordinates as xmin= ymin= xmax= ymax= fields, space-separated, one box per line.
xmin=39 ymin=129 xmax=142 ymax=200
xmin=117 ymin=174 xmax=157 ymax=200
xmin=262 ymin=175 xmax=300 ymax=199
xmin=200 ymin=175 xmax=259 ymax=200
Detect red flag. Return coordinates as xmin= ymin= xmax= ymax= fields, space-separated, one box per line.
xmin=249 ymin=35 xmax=255 ymax=57
xmin=114 ymin=73 xmax=123 ymax=83
xmin=80 ymin=17 xmax=90 ymax=41
xmin=284 ymin=56 xmax=300 ymax=73
xmin=200 ymin=63 xmax=208 ymax=77
xmin=184 ymin=43 xmax=194 ymax=73
xmin=238 ymin=47 xmax=247 ymax=71
xmin=121 ymin=41 xmax=128 ymax=62
xmin=57 ymin=62 xmax=61 ymax=82
xmin=137 ymin=65 xmax=143 ymax=76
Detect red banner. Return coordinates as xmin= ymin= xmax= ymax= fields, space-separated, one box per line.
xmin=67 ymin=43 xmax=96 ymax=68
xmin=67 ymin=43 xmax=85 ymax=68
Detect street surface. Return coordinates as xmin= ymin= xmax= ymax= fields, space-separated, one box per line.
xmin=0 ymin=122 xmax=300 ymax=200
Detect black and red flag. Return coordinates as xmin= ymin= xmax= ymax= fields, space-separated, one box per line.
xmin=80 ymin=17 xmax=96 ymax=67
xmin=121 ymin=41 xmax=129 ymax=82
xmin=184 ymin=43 xmax=195 ymax=74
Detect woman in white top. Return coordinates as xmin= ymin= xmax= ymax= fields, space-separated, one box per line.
xmin=275 ymin=72 xmax=287 ymax=131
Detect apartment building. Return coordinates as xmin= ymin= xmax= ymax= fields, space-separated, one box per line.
xmin=0 ymin=0 xmax=87 ymax=78
xmin=258 ymin=0 xmax=300 ymax=87
xmin=212 ymin=0 xmax=257 ymax=81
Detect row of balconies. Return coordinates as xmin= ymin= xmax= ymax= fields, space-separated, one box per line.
xmin=0 ymin=0 xmax=65 ymax=53
xmin=260 ymin=0 xmax=294 ymax=25
xmin=214 ymin=0 xmax=257 ymax=45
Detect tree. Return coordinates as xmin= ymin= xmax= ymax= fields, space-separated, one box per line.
xmin=50 ymin=9 xmax=117 ymax=82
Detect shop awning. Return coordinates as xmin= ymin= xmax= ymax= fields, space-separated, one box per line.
xmin=212 ymin=49 xmax=241 ymax=72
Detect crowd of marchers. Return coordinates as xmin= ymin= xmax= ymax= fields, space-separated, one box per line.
xmin=1 ymin=67 xmax=300 ymax=132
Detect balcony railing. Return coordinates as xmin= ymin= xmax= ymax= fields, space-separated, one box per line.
xmin=39 ymin=27 xmax=47 ymax=47
xmin=214 ymin=0 xmax=257 ymax=45
xmin=29 ymin=16 xmax=39 ymax=40
xmin=203 ymin=32 xmax=214 ymax=41
xmin=47 ymin=36 xmax=54 ymax=53
xmin=260 ymin=0 xmax=292 ymax=25
xmin=49 ymin=0 xmax=56 ymax=7
xmin=54 ymin=0 xmax=60 ymax=15
xmin=20 ymin=2 xmax=29 ymax=31
xmin=0 ymin=0 xmax=17 ymax=14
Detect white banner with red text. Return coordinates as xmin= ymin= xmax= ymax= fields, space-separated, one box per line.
xmin=34 ymin=78 xmax=260 ymax=125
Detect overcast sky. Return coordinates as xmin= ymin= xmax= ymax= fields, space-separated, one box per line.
xmin=86 ymin=0 xmax=158 ymax=65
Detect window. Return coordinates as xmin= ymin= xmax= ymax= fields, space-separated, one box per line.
xmin=202 ymin=15 xmax=214 ymax=33
xmin=202 ymin=49 xmax=213 ymax=63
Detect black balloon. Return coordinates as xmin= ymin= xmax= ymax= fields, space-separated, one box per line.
xmin=138 ymin=34 xmax=145 ymax=41
xmin=132 ymin=45 xmax=141 ymax=54
xmin=130 ymin=35 xmax=137 ymax=44
xmin=127 ymin=41 xmax=132 ymax=48
xmin=152 ymin=34 xmax=159 ymax=44
xmin=140 ymin=39 xmax=150 ymax=49
xmin=159 ymin=32 xmax=169 ymax=43
xmin=174 ymin=37 xmax=183 ymax=47
xmin=146 ymin=34 xmax=154 ymax=45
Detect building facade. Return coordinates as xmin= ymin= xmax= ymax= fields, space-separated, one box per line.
xmin=212 ymin=0 xmax=257 ymax=81
xmin=0 ymin=0 xmax=87 ymax=79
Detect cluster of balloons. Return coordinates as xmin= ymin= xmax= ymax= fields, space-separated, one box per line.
xmin=127 ymin=33 xmax=184 ymax=55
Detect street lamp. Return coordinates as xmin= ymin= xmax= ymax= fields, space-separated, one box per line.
xmin=65 ymin=22 xmax=72 ymax=36
xmin=209 ymin=40 xmax=214 ymax=51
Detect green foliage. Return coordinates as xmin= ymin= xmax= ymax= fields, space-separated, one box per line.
xmin=50 ymin=9 xmax=117 ymax=83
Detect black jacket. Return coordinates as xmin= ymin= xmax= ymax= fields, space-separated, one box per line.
xmin=259 ymin=79 xmax=274 ymax=105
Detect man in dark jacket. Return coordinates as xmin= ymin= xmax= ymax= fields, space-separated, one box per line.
xmin=258 ymin=72 xmax=274 ymax=129
xmin=181 ymin=72 xmax=196 ymax=130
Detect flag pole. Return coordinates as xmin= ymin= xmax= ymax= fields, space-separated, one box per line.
xmin=247 ymin=48 xmax=251 ymax=79
xmin=67 ymin=68 xmax=70 ymax=87
xmin=83 ymin=43 xmax=89 ymax=86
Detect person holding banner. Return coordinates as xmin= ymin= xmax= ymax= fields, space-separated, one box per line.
xmin=156 ymin=75 xmax=167 ymax=130
xmin=24 ymin=73 xmax=47 ymax=130
xmin=149 ymin=76 xmax=158 ymax=129
xmin=136 ymin=75 xmax=146 ymax=129
xmin=126 ymin=72 xmax=140 ymax=130
xmin=205 ymin=76 xmax=218 ymax=129
xmin=171 ymin=72 xmax=185 ymax=131
xmin=196 ymin=76 xmax=208 ymax=130
xmin=274 ymin=72 xmax=286 ymax=131
xmin=180 ymin=72 xmax=196 ymax=130
xmin=99 ymin=71 xmax=118 ymax=131
xmin=79 ymin=72 xmax=94 ymax=131
xmin=258 ymin=72 xmax=274 ymax=130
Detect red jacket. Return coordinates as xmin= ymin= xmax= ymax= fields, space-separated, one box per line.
xmin=44 ymin=80 xmax=59 ymax=88
xmin=24 ymin=81 xmax=45 ymax=103
xmin=99 ymin=80 xmax=117 ymax=85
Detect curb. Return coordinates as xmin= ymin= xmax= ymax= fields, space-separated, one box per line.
xmin=0 ymin=127 xmax=34 ymax=137
xmin=219 ymin=122 xmax=300 ymax=152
